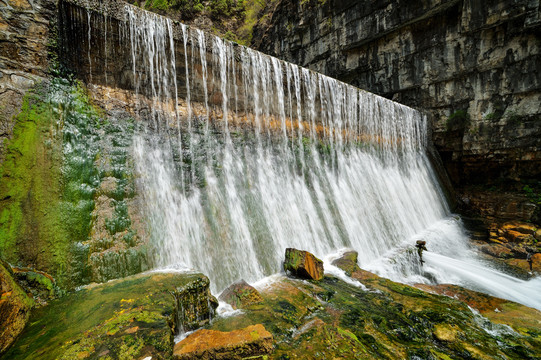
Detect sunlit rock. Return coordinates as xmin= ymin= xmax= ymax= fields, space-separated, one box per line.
xmin=173 ymin=324 xmax=273 ymax=360
xmin=283 ymin=248 xmax=324 ymax=281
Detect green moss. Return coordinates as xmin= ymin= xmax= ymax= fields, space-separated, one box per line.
xmin=4 ymin=272 xmax=209 ymax=360
xmin=0 ymin=80 xmax=103 ymax=288
xmin=105 ymin=200 xmax=131 ymax=235
xmin=208 ymin=274 xmax=541 ymax=359
xmin=0 ymin=86 xmax=66 ymax=268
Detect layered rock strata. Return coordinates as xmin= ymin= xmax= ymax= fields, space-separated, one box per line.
xmin=254 ymin=0 xmax=541 ymax=202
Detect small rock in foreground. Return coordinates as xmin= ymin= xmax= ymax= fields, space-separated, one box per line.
xmin=283 ymin=248 xmax=324 ymax=280
xmin=331 ymin=250 xmax=361 ymax=276
xmin=173 ymin=324 xmax=273 ymax=360
xmin=0 ymin=260 xmax=33 ymax=356
xmin=218 ymin=279 xmax=263 ymax=309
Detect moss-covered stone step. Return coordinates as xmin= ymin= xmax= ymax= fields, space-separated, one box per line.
xmin=1 ymin=271 xmax=217 ymax=360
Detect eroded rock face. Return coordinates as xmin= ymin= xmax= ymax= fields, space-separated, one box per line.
xmin=0 ymin=260 xmax=33 ymax=356
xmin=173 ymin=324 xmax=273 ymax=360
xmin=3 ymin=271 xmax=216 ymax=360
xmin=218 ymin=280 xmax=263 ymax=310
xmin=283 ymin=248 xmax=324 ymax=280
xmin=254 ymin=0 xmax=541 ymax=191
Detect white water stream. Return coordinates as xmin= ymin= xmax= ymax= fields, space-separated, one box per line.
xmin=89 ymin=4 xmax=541 ymax=309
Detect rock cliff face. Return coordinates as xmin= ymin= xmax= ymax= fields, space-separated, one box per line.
xmin=0 ymin=0 xmax=55 ymax=163
xmin=254 ymin=0 xmax=541 ymax=198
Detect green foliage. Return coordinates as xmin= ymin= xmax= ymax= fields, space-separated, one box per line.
xmin=209 ymin=0 xmax=246 ymax=19
xmin=506 ymin=110 xmax=524 ymax=125
xmin=223 ymin=30 xmax=239 ymax=42
xmin=484 ymin=111 xmax=502 ymax=121
xmin=143 ymin=0 xmax=205 ymax=18
xmin=446 ymin=109 xmax=470 ymax=131
xmin=523 ymin=185 xmax=541 ymax=205
xmin=144 ymin=0 xmax=169 ymax=11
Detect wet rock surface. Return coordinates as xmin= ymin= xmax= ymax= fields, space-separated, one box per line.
xmin=208 ymin=270 xmax=541 ymax=359
xmin=11 ymin=267 xmax=61 ymax=307
xmin=283 ymin=248 xmax=324 ymax=281
xmin=173 ymin=324 xmax=273 ymax=360
xmin=176 ymin=276 xmax=219 ymax=332
xmin=469 ymin=219 xmax=541 ymax=276
xmin=219 ymin=280 xmax=263 ymax=310
xmin=2 ymin=271 xmax=216 ymax=360
xmin=332 ymin=250 xmax=361 ymax=276
xmin=0 ymin=260 xmax=33 ymax=356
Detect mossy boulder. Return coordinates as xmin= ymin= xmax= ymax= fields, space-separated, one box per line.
xmin=219 ymin=280 xmax=263 ymax=310
xmin=173 ymin=324 xmax=273 ymax=360
xmin=176 ymin=275 xmax=219 ymax=332
xmin=2 ymin=271 xmax=217 ymax=360
xmin=331 ymin=250 xmax=361 ymax=276
xmin=0 ymin=260 xmax=33 ymax=356
xmin=283 ymin=248 xmax=324 ymax=281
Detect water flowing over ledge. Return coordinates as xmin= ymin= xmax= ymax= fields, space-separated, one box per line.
xmin=57 ymin=0 xmax=541 ymax=309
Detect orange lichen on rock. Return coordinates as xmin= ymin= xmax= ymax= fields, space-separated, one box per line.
xmin=173 ymin=324 xmax=273 ymax=360
xmin=283 ymin=248 xmax=324 ymax=281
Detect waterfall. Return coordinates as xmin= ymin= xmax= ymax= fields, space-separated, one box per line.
xmin=121 ymin=5 xmax=447 ymax=292
xmin=60 ymin=1 xmax=541 ymax=308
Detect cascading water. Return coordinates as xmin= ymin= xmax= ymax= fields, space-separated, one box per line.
xmin=68 ymin=1 xmax=541 ymax=309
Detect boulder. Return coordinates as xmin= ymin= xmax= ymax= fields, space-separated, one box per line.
xmin=173 ymin=324 xmax=273 ymax=360
xmin=176 ymin=276 xmax=219 ymax=331
xmin=0 ymin=260 xmax=33 ymax=355
xmin=283 ymin=248 xmax=324 ymax=281
xmin=219 ymin=280 xmax=263 ymax=309
xmin=331 ymin=250 xmax=361 ymax=276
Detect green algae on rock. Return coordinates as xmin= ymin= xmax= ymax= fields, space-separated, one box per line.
xmin=219 ymin=279 xmax=263 ymax=310
xmin=2 ymin=271 xmax=218 ymax=360
xmin=331 ymin=250 xmax=362 ymax=276
xmin=208 ymin=271 xmax=541 ymax=359
xmin=0 ymin=79 xmax=102 ymax=288
xmin=283 ymin=248 xmax=324 ymax=281
xmin=0 ymin=78 xmax=149 ymax=289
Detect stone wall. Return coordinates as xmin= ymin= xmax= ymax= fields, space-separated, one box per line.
xmin=254 ymin=0 xmax=541 ymax=191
